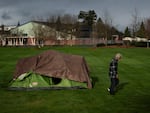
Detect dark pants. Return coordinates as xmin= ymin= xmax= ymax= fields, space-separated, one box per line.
xmin=109 ymin=78 xmax=119 ymax=95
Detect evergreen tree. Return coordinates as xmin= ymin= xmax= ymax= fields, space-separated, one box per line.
xmin=78 ymin=10 xmax=97 ymax=26
xmin=97 ymin=17 xmax=103 ymax=24
xmin=96 ymin=17 xmax=105 ymax=38
xmin=136 ymin=21 xmax=146 ymax=38
xmin=55 ymin=16 xmax=61 ymax=31
xmin=17 ymin=21 xmax=20 ymax=26
xmin=124 ymin=27 xmax=131 ymax=37
xmin=78 ymin=10 xmax=97 ymax=38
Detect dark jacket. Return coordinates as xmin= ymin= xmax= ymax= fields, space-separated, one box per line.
xmin=109 ymin=58 xmax=118 ymax=78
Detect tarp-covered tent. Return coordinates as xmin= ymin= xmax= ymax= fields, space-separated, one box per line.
xmin=9 ymin=50 xmax=92 ymax=90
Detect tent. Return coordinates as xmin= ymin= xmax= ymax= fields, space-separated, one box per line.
xmin=9 ymin=50 xmax=92 ymax=90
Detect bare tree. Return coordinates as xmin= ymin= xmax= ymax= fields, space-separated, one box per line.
xmin=47 ymin=15 xmax=57 ymax=23
xmin=130 ymin=8 xmax=141 ymax=37
xmin=145 ymin=18 xmax=150 ymax=39
xmin=32 ymin=22 xmax=57 ymax=47
xmin=102 ymin=9 xmax=113 ymax=45
xmin=61 ymin=14 xmax=77 ymax=24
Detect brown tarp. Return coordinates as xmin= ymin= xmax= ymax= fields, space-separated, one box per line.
xmin=13 ymin=50 xmax=92 ymax=89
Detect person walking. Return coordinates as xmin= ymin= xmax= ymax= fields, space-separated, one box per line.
xmin=108 ymin=53 xmax=122 ymax=95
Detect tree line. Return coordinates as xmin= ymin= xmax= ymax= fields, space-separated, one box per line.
xmin=31 ymin=10 xmax=122 ymax=40
xmin=124 ymin=20 xmax=150 ymax=39
xmin=1 ymin=9 xmax=150 ymax=40
xmin=124 ymin=9 xmax=150 ymax=39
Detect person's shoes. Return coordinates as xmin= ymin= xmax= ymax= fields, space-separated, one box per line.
xmin=107 ymin=88 xmax=110 ymax=92
xmin=107 ymin=88 xmax=115 ymax=95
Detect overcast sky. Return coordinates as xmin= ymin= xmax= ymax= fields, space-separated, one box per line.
xmin=0 ymin=0 xmax=150 ymax=31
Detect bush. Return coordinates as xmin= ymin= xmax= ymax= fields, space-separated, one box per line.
xmin=96 ymin=43 xmax=105 ymax=47
xmin=134 ymin=42 xmax=147 ymax=47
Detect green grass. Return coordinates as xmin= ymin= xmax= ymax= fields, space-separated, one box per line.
xmin=0 ymin=46 xmax=150 ymax=113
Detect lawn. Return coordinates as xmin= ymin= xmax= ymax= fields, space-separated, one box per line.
xmin=0 ymin=46 xmax=150 ymax=113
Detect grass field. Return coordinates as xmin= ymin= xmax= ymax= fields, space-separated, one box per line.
xmin=0 ymin=46 xmax=150 ymax=113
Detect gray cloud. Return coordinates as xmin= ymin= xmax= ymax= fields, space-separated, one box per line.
xmin=0 ymin=0 xmax=150 ymax=31
xmin=1 ymin=11 xmax=12 ymax=20
xmin=0 ymin=0 xmax=22 ymax=8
